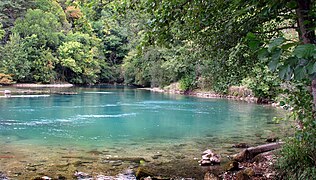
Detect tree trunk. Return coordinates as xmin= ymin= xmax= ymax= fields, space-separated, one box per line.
xmin=312 ymin=78 xmax=316 ymax=114
xmin=296 ymin=0 xmax=316 ymax=44
xmin=296 ymin=0 xmax=316 ymax=115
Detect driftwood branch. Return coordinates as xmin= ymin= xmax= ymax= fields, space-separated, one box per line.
xmin=233 ymin=142 xmax=284 ymax=162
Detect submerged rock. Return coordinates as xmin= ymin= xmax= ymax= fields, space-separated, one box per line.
xmin=74 ymin=171 xmax=92 ymax=179
xmin=136 ymin=167 xmax=154 ymax=179
xmin=0 ymin=172 xmax=9 ymax=180
xmin=199 ymin=149 xmax=221 ymax=166
xmin=87 ymin=150 xmax=103 ymax=155
xmin=110 ymin=160 xmax=123 ymax=166
xmin=266 ymin=137 xmax=278 ymax=143
xmin=204 ymin=172 xmax=219 ymax=180
xmin=55 ymin=175 xmax=67 ymax=180
xmin=41 ymin=176 xmax=52 ymax=180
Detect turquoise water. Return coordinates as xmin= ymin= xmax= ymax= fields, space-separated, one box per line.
xmin=0 ymin=86 xmax=288 ymax=178
xmin=0 ymin=87 xmax=284 ymax=148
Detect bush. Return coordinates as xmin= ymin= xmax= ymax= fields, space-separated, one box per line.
xmin=179 ymin=75 xmax=196 ymax=91
xmin=277 ymin=135 xmax=316 ymax=180
xmin=276 ymin=82 xmax=316 ymax=179
xmin=242 ymin=65 xmax=280 ymax=99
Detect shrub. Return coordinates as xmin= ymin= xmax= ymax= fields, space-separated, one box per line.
xmin=179 ymin=75 xmax=196 ymax=91
xmin=276 ymin=81 xmax=316 ymax=179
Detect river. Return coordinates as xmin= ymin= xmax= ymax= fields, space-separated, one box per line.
xmin=0 ymin=86 xmax=289 ymax=179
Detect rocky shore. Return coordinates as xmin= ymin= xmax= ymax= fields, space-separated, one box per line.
xmin=0 ymin=83 xmax=77 ymax=97
xmin=141 ymin=83 xmax=260 ymax=103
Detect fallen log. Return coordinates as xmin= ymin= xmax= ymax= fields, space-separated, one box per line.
xmin=233 ymin=142 xmax=284 ymax=162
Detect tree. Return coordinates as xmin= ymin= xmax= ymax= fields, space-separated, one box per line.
xmin=0 ymin=0 xmax=34 ymax=43
xmin=0 ymin=33 xmax=30 ymax=81
xmin=13 ymin=9 xmax=63 ymax=50
xmin=35 ymin=0 xmax=71 ymax=30
xmin=57 ymin=32 xmax=102 ymax=84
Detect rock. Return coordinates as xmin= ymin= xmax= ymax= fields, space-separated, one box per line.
xmin=209 ymin=155 xmax=221 ymax=164
xmin=204 ymin=172 xmax=219 ymax=180
xmin=73 ymin=161 xmax=83 ymax=167
xmin=235 ymin=168 xmax=254 ymax=180
xmin=4 ymin=90 xmax=11 ymax=94
xmin=135 ymin=167 xmax=154 ymax=179
xmin=0 ymin=172 xmax=9 ymax=180
xmin=199 ymin=149 xmax=221 ymax=166
xmin=200 ymin=160 xmax=212 ymax=165
xmin=56 ymin=162 xmax=70 ymax=168
xmin=236 ymin=171 xmax=250 ymax=180
xmin=223 ymin=160 xmax=240 ymax=171
xmin=117 ymin=168 xmax=137 ymax=179
xmin=202 ymin=149 xmax=214 ymax=155
xmin=26 ymin=166 xmax=37 ymax=171
xmin=152 ymin=155 xmax=160 ymax=159
xmin=74 ymin=171 xmax=92 ymax=179
xmin=243 ymin=168 xmax=255 ymax=176
xmin=266 ymin=137 xmax=278 ymax=142
xmin=143 ymin=177 xmax=152 ymax=180
xmin=96 ymin=175 xmax=111 ymax=180
xmin=55 ymin=175 xmax=67 ymax=180
xmin=110 ymin=160 xmax=123 ymax=166
xmin=32 ymin=177 xmax=44 ymax=180
xmin=41 ymin=176 xmax=52 ymax=180
xmin=232 ymin=143 xmax=249 ymax=148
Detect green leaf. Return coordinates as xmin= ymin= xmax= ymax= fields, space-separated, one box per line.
xmin=258 ymin=48 xmax=269 ymax=61
xmin=293 ymin=44 xmax=316 ymax=59
xmin=303 ymin=20 xmax=311 ymax=25
xmin=279 ymin=64 xmax=292 ymax=80
xmin=246 ymin=32 xmax=256 ymax=40
xmin=294 ymin=66 xmax=307 ymax=80
xmin=268 ymin=48 xmax=282 ymax=71
xmin=286 ymin=1 xmax=297 ymax=9
xmin=279 ymin=101 xmax=285 ymax=106
xmin=268 ymin=59 xmax=279 ymax=71
xmin=285 ymin=57 xmax=299 ymax=66
xmin=248 ymin=40 xmax=260 ymax=50
xmin=271 ymin=48 xmax=282 ymax=62
xmin=268 ymin=37 xmax=285 ymax=52
xmin=306 ymin=61 xmax=316 ymax=75
xmin=281 ymin=42 xmax=296 ymax=50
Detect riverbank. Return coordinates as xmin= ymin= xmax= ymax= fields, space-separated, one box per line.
xmin=141 ymin=86 xmax=259 ymax=103
xmin=0 ymin=83 xmax=76 ymax=97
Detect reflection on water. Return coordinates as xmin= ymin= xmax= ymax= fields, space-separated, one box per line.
xmin=0 ymin=87 xmax=289 ymax=179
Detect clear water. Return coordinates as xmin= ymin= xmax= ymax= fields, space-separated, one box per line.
xmin=0 ymin=86 xmax=288 ymax=178
xmin=0 ymin=87 xmax=284 ymax=146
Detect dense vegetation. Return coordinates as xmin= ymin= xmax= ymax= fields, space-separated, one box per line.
xmin=1 ymin=0 xmax=316 ymax=178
